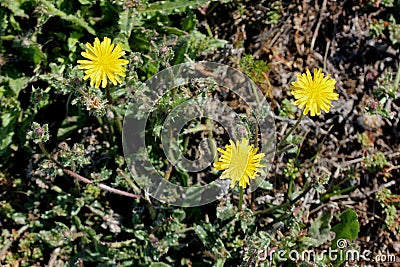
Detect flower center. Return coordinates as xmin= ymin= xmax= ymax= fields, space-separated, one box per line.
xmin=229 ymin=146 xmax=250 ymax=177
xmin=96 ymin=54 xmax=112 ymax=70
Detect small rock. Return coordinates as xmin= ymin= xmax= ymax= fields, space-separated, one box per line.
xmin=357 ymin=114 xmax=384 ymax=131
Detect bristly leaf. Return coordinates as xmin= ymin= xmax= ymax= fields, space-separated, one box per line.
xmin=40 ymin=0 xmax=96 ymax=35
xmin=138 ymin=0 xmax=212 ymax=17
xmin=118 ymin=9 xmax=143 ymax=38
xmin=331 ymin=209 xmax=359 ymax=249
xmin=302 ymin=211 xmax=332 ymax=247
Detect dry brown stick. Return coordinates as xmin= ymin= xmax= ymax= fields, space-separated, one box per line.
xmin=39 ymin=142 xmax=142 ymax=199
xmin=323 ymin=40 xmax=330 ymax=70
xmin=332 ymin=151 xmax=400 ymax=178
xmin=48 ymin=247 xmax=61 ymax=267
xmin=350 ymin=179 xmax=399 ymax=199
xmin=385 ymin=165 xmax=400 ymax=172
xmin=310 ymin=0 xmax=327 ymax=52
xmin=309 ymin=202 xmax=335 ymax=215
xmin=64 ymin=168 xmax=142 ymax=199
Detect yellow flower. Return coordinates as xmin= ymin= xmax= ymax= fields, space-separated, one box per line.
xmin=214 ymin=138 xmax=265 ymax=189
xmin=290 ymin=68 xmax=339 ymax=116
xmin=77 ymin=37 xmax=129 ymax=88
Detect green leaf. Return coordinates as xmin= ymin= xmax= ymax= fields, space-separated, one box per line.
xmin=0 ymin=112 xmax=17 ymax=161
xmin=194 ymin=224 xmax=208 ymax=244
xmin=34 ymin=46 xmax=46 ymax=66
xmin=258 ymin=180 xmax=273 ymax=190
xmin=12 ymin=212 xmax=27 ymax=224
xmin=130 ymin=30 xmax=152 ymax=53
xmin=173 ymin=210 xmax=186 ymax=222
xmin=0 ymin=86 xmax=4 ymax=99
xmin=172 ymin=35 xmax=191 ymax=64
xmin=3 ymin=0 xmax=29 ymax=18
xmin=214 ymin=258 xmax=226 ymax=267
xmin=119 ymin=9 xmax=143 ymax=38
xmin=331 ymin=209 xmax=359 ymax=249
xmin=57 ymin=116 xmax=83 ymax=140
xmin=134 ymin=230 xmax=148 ymax=241
xmin=172 ymin=30 xmax=227 ymax=64
xmin=68 ymin=32 xmax=84 ymax=55
xmin=0 ymin=130 xmax=14 ymax=154
xmin=138 ymin=0 xmax=211 ymax=17
xmin=119 ymin=9 xmax=132 ymax=37
xmin=9 ymin=76 xmax=29 ymax=96
xmin=304 ymin=211 xmax=332 ymax=247
xmin=181 ymin=11 xmax=197 ymax=32
xmin=78 ymin=0 xmax=93 ymax=5
xmin=216 ymin=201 xmax=236 ymax=221
xmin=1 ymin=112 xmax=13 ymax=128
xmin=331 ymin=209 xmax=359 ymax=267
xmin=240 ymin=208 xmax=254 ymax=234
xmin=389 ymin=22 xmax=400 ymax=45
xmin=163 ymin=26 xmax=188 ymax=36
xmin=40 ymin=0 xmax=96 ymax=35
xmin=150 ymin=263 xmax=172 ymax=267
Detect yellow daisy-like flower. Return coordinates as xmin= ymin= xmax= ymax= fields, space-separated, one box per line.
xmin=77 ymin=37 xmax=129 ymax=88
xmin=214 ymin=138 xmax=265 ymax=189
xmin=290 ymin=68 xmax=339 ymax=116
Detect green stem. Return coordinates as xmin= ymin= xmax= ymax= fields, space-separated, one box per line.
xmin=183 ymin=135 xmax=190 ymax=155
xmin=277 ymin=112 xmax=304 ymax=150
xmin=254 ymin=184 xmax=312 ymax=216
xmin=238 ymin=187 xmax=244 ymax=211
xmin=116 ymin=168 xmax=141 ymax=194
xmin=104 ymin=87 xmax=123 ymax=135
xmin=288 ymin=176 xmax=294 ymax=198
xmin=115 ymin=113 xmax=123 ymax=134
xmin=0 ymin=35 xmax=15 ymax=41
xmin=204 ymin=22 xmax=213 ymax=38
xmin=320 ymin=186 xmax=357 ymax=202
xmin=105 ymin=87 xmax=113 ymax=104
xmin=275 ymin=144 xmax=295 ymax=156
xmin=164 ymin=62 xmax=178 ymax=99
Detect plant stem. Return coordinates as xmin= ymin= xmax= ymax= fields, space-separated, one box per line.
xmin=238 ymin=187 xmax=244 ymax=211
xmin=39 ymin=142 xmax=142 ymax=199
xmin=275 ymin=144 xmax=295 ymax=156
xmin=254 ymin=185 xmax=312 ymax=216
xmin=115 ymin=113 xmax=123 ymax=134
xmin=0 ymin=35 xmax=15 ymax=41
xmin=105 ymin=86 xmax=113 ymax=104
xmin=205 ymin=118 xmax=217 ymax=161
xmin=277 ymin=112 xmax=304 ymax=150
xmin=116 ymin=168 xmax=141 ymax=194
xmin=288 ymin=175 xmax=294 ymax=199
